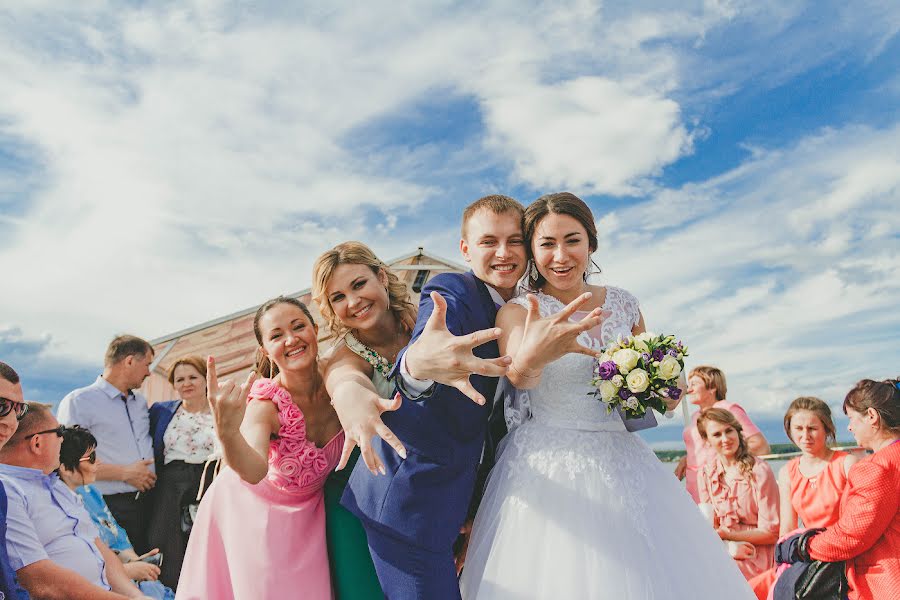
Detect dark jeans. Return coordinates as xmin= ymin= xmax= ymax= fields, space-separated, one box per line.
xmin=104 ymin=491 xmax=152 ymax=554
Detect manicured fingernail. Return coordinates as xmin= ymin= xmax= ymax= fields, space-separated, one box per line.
xmin=379 ymin=465 xmax=386 ymax=475
xmin=399 ymin=448 xmax=407 ymax=459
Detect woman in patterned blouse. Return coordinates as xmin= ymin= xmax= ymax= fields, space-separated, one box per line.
xmin=146 ymin=355 xmax=218 ymax=590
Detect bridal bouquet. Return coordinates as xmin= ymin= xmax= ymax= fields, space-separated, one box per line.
xmin=590 ymin=332 xmax=689 ymax=419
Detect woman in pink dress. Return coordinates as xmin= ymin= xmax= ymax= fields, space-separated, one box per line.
xmin=176 ymin=296 xmax=343 ymax=600
xmin=748 ymin=396 xmax=857 ymax=599
xmin=676 ymin=365 xmax=771 ymax=502
xmin=698 ymin=407 xmax=780 ymax=581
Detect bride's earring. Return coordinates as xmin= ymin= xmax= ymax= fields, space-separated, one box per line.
xmin=529 ymin=261 xmax=539 ymax=282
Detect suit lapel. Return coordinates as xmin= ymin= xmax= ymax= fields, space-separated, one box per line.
xmin=470 ymin=271 xmax=499 ymax=328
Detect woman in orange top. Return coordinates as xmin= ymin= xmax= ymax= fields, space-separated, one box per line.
xmin=698 ymin=408 xmax=780 ymax=581
xmin=748 ymin=397 xmax=858 ymax=599
xmin=806 ymin=378 xmax=900 ymax=600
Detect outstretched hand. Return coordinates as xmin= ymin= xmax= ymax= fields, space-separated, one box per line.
xmin=207 ymin=356 xmax=257 ymax=440
xmin=514 ymin=292 xmax=609 ymax=373
xmin=333 ymin=392 xmax=407 ymax=475
xmin=404 ymin=291 xmax=512 ymax=405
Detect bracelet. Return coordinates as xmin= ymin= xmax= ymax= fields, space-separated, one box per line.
xmin=510 ymin=362 xmax=542 ymax=379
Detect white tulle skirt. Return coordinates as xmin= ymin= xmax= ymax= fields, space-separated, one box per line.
xmin=460 ymin=421 xmax=756 ymax=600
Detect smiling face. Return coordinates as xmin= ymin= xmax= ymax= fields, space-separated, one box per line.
xmin=259 ymin=303 xmax=319 ymax=374
xmin=703 ymin=419 xmax=741 ymax=460
xmin=325 ymin=263 xmax=390 ymax=333
xmin=460 ymin=209 xmax=526 ymax=296
xmin=688 ymin=375 xmax=718 ymax=408
xmin=531 ymin=213 xmax=591 ymax=294
xmin=789 ymin=409 xmax=828 ymax=456
xmin=0 ymin=377 xmax=22 ymax=448
xmin=173 ymin=363 xmax=206 ymax=403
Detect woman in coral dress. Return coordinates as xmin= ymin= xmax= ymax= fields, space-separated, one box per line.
xmin=697 ymin=407 xmax=780 ymax=581
xmin=176 ymin=296 xmax=343 ymax=600
xmin=748 ymin=396 xmax=857 ymax=599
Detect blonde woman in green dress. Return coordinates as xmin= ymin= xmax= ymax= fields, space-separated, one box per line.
xmin=313 ymin=241 xmax=416 ymax=599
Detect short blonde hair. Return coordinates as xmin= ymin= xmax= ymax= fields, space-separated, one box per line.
xmin=461 ymin=195 xmax=524 ymax=238
xmin=312 ymin=241 xmax=416 ymax=339
xmin=689 ymin=365 xmax=727 ymax=401
xmin=167 ymin=355 xmax=207 ymax=386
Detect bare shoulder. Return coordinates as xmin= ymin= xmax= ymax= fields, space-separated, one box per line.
xmin=321 ymin=339 xmax=371 ymax=376
xmin=497 ymin=301 xmax=527 ymax=323
xmin=842 ymin=451 xmax=860 ymax=474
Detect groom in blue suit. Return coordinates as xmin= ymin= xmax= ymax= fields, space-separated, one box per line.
xmin=340 ymin=195 xmax=527 ymax=599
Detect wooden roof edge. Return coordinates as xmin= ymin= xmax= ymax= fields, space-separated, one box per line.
xmin=150 ymin=247 xmax=466 ymax=346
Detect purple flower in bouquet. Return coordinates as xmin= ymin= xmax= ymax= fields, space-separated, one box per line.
xmin=618 ymin=387 xmax=631 ymax=401
xmin=668 ymin=386 xmax=682 ymax=400
xmin=597 ymin=361 xmax=618 ymax=380
xmin=641 ymin=352 xmax=652 ymax=364
xmin=667 ymin=349 xmax=678 ymax=357
xmin=652 ymin=349 xmax=665 ymax=361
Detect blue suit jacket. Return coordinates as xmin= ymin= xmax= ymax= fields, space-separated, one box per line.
xmin=341 ymin=271 xmax=500 ymax=551
xmin=148 ymin=400 xmax=181 ymax=470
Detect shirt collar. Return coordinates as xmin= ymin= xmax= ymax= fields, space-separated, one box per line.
xmin=94 ymin=375 xmax=131 ymax=400
xmin=0 ymin=463 xmax=52 ymax=481
xmin=486 ymin=285 xmax=507 ymax=307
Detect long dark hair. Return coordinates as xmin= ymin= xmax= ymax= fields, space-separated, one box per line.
xmin=252 ymin=296 xmax=316 ymax=378
xmin=523 ymin=192 xmax=599 ymax=289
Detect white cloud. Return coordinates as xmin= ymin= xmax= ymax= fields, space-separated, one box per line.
xmin=0 ymin=0 xmax=897 ymax=432
xmin=596 ymin=122 xmax=900 ymax=417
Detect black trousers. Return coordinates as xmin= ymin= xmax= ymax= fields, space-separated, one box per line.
xmin=104 ymin=491 xmax=152 ymax=554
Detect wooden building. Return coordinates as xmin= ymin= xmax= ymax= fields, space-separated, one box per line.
xmin=141 ymin=248 xmax=466 ymax=404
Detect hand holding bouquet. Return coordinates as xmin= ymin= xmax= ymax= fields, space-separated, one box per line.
xmin=590 ymin=332 xmax=688 ymax=419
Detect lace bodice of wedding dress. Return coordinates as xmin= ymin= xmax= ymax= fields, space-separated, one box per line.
xmin=504 ymin=286 xmax=641 ymax=432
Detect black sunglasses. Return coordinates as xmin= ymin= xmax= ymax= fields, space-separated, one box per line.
xmin=24 ymin=425 xmax=66 ymax=440
xmin=0 ymin=397 xmax=28 ymax=421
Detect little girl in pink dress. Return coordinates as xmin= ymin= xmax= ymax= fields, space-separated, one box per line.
xmin=177 ymin=377 xmax=343 ymax=600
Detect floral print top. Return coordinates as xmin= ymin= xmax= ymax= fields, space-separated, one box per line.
xmin=163 ymin=406 xmax=219 ymax=464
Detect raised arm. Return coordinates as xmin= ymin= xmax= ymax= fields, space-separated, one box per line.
xmin=323 ymin=346 xmax=405 ymax=475
xmin=206 ymin=357 xmax=271 ymax=485
xmin=500 ymin=293 xmax=605 ymax=390
xmin=403 ymin=290 xmax=511 ymax=405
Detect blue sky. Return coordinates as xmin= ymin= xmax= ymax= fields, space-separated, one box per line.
xmin=1 ymin=1 xmax=898 ymax=445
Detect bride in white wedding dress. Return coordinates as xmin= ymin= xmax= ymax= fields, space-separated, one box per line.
xmin=459 ymin=193 xmax=755 ymax=600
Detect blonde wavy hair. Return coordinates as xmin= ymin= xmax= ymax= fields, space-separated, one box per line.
xmin=312 ymin=241 xmax=416 ymax=339
xmin=697 ymin=407 xmax=756 ymax=477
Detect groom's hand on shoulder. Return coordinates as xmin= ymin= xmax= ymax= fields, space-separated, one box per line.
xmin=405 ymin=291 xmax=512 ymax=405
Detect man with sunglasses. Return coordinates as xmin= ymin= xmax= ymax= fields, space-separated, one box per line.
xmin=0 ymin=361 xmax=30 ymax=599
xmin=0 ymin=400 xmax=152 ymax=599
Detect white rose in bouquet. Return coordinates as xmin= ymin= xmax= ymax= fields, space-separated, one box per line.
xmin=633 ymin=331 xmax=655 ymax=352
xmin=597 ymin=380 xmax=618 ymax=402
xmin=611 ymin=374 xmax=624 ymax=388
xmin=658 ymin=355 xmax=682 ymax=380
xmin=625 ymin=368 xmax=650 ymax=393
xmin=612 ymin=348 xmax=641 ymax=373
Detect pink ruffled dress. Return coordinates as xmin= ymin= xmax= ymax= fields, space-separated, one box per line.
xmin=176 ymin=379 xmax=344 ymax=600
xmin=699 ymin=456 xmax=780 ymax=580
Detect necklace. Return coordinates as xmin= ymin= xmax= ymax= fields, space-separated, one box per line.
xmin=349 ymin=331 xmax=396 ymax=378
